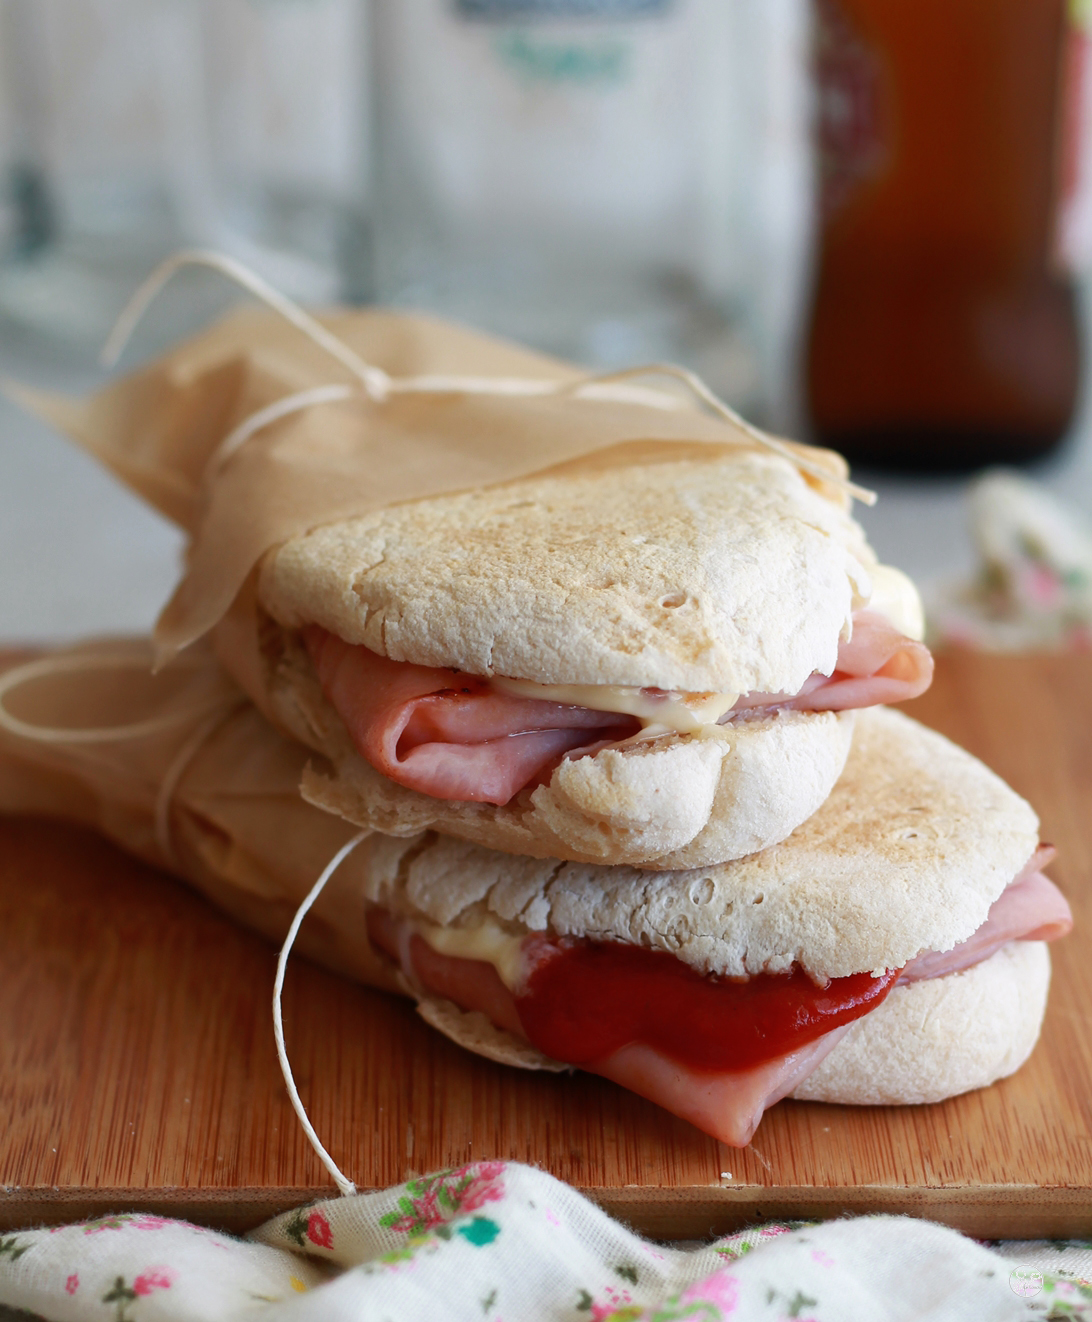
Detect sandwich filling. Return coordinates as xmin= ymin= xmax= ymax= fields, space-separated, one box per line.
xmin=366 ymin=845 xmax=1070 ymax=1145
xmin=305 ymin=610 xmax=933 ymax=806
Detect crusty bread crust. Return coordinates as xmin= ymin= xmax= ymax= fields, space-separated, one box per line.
xmin=354 ymin=707 xmax=1041 ymax=980
xmin=258 ymin=452 xmax=875 ymax=695
xmin=792 ymin=941 xmax=1050 ymax=1104
xmin=415 ymin=997 xmax=569 ymax=1072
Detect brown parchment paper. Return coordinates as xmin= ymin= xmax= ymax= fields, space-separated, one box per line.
xmin=0 ymin=641 xmax=399 ymax=992
xmin=10 ymin=306 xmax=843 ymax=662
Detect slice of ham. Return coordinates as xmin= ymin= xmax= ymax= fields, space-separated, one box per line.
xmin=306 ymin=627 xmax=638 ymax=804
xmin=598 ymin=1033 xmax=852 ymax=1147
xmin=732 ymin=611 xmax=934 ymax=715
xmin=900 ymin=848 xmax=1071 ymax=983
xmin=306 ymin=609 xmax=933 ymax=806
xmin=366 ymin=845 xmax=1068 ymax=1147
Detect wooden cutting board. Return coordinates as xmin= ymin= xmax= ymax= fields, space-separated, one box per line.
xmin=2 ymin=651 xmax=1091 ymax=1240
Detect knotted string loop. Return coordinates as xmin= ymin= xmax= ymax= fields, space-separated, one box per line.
xmin=103 ymin=250 xmax=877 ymax=506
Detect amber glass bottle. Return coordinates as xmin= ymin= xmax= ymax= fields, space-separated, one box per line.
xmin=806 ymin=0 xmax=1082 ymax=470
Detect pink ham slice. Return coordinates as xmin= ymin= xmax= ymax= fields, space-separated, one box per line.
xmin=366 ymin=847 xmax=1067 ymax=1148
xmin=733 ymin=611 xmax=933 ymax=714
xmin=595 ymin=1033 xmax=852 ymax=1147
xmin=900 ymin=848 xmax=1071 ymax=983
xmin=306 ymin=610 xmax=932 ymax=806
xmin=305 ymin=626 xmax=638 ymax=804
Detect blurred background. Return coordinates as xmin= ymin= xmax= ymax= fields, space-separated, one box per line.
xmin=1 ymin=0 xmax=1091 ymax=646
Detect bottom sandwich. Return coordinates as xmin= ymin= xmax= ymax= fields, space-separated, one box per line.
xmin=355 ymin=707 xmax=1070 ymax=1145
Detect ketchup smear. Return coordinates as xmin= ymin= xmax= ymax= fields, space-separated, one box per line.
xmin=515 ymin=939 xmax=900 ymax=1072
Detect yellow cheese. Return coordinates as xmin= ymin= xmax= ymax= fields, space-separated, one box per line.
xmin=415 ymin=917 xmax=527 ymax=990
xmin=867 ymin=564 xmax=925 ymax=642
xmin=490 ymin=676 xmax=739 ymax=734
xmin=490 ymin=562 xmax=923 ymax=728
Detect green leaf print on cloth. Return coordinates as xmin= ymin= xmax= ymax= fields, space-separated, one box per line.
xmin=378 ymin=1162 xmax=506 ymax=1237
xmin=0 ymin=1239 xmax=29 ymax=1264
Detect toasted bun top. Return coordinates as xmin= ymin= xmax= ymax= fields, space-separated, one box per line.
xmin=259 ymin=450 xmax=878 ymax=693
xmin=360 ymin=707 xmax=1041 ymax=979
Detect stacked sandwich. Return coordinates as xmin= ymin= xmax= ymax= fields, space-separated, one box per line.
xmin=9 ymin=285 xmax=1073 ymax=1144
xmin=206 ymin=444 xmax=1072 ymax=1146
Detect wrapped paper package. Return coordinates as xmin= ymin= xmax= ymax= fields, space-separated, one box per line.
xmin=0 ymin=640 xmax=564 ymax=1070
xmin=0 ymin=641 xmax=398 ymax=993
xmin=11 ymin=299 xmax=854 ymax=678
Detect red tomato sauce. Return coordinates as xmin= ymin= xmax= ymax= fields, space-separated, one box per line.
xmin=514 ymin=938 xmax=900 ymax=1072
xmin=367 ymin=907 xmax=900 ymax=1073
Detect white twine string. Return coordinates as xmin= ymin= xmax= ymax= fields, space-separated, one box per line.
xmin=0 ymin=647 xmax=365 ymax=1192
xmin=101 ymin=248 xmax=393 ymax=399
xmin=272 ymin=829 xmax=368 ymax=1199
xmin=103 ymin=250 xmax=877 ymax=507
xmin=209 ymin=383 xmax=356 ymax=482
xmin=151 ymin=698 xmax=246 ymax=866
xmin=0 ymin=652 xmax=229 ymax=744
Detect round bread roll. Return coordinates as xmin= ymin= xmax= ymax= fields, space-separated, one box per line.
xmin=258 ymin=452 xmax=876 ymax=696
xmin=216 ymin=451 xmax=924 ymax=870
xmin=792 ymin=941 xmax=1050 ymax=1105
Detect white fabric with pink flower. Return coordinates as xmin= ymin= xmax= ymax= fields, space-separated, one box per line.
xmin=0 ymin=1162 xmax=1087 ymax=1320
xmin=930 ymin=470 xmax=1092 ymax=651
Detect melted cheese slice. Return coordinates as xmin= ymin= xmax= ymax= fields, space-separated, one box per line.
xmin=492 ymin=563 xmax=924 ymax=734
xmin=416 ymin=917 xmax=527 ymax=990
xmin=867 ymin=564 xmax=925 ymax=642
xmin=490 ymin=677 xmax=738 ymax=734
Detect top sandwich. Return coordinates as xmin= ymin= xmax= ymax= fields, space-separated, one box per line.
xmin=223 ymin=444 xmax=933 ymax=870
xmin=20 ymin=298 xmax=930 ymax=870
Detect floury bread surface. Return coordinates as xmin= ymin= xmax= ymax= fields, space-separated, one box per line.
xmin=792 ymin=941 xmax=1051 ymax=1105
xmin=258 ymin=451 xmax=876 ymax=696
xmin=352 ymin=708 xmax=1041 ymax=982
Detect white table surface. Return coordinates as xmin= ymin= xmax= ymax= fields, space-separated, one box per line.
xmin=2 ymin=308 xmax=1092 ymax=647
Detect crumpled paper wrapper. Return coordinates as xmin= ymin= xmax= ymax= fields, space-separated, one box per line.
xmin=929 ymin=469 xmax=1092 ymax=651
xmin=0 ymin=639 xmax=398 ymax=992
xmin=0 ymin=639 xmax=566 ymax=1072
xmin=10 ymin=305 xmax=848 ymax=665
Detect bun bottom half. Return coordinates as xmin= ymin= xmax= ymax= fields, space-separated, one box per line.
xmin=254 ymin=624 xmax=857 ymax=871
xmin=216 ymin=584 xmax=866 ymax=870
xmin=305 ymin=706 xmax=856 ymax=872
xmin=792 ymin=940 xmax=1050 ymax=1105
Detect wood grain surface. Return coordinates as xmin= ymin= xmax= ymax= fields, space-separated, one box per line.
xmin=2 ymin=651 xmax=1091 ymax=1238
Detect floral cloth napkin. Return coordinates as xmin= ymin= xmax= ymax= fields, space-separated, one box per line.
xmin=0 ymin=1162 xmax=1088 ymax=1321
